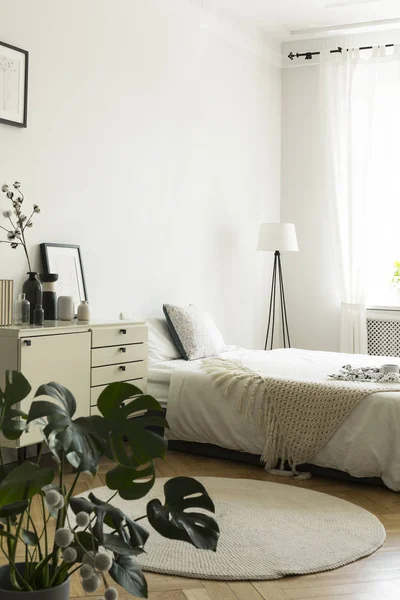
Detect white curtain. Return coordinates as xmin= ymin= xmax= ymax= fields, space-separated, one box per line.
xmin=319 ymin=46 xmax=400 ymax=354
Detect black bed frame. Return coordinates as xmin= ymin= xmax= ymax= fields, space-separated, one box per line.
xmin=167 ymin=439 xmax=384 ymax=488
xmin=147 ymin=407 xmax=384 ymax=488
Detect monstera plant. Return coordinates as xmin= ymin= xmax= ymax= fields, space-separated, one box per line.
xmin=0 ymin=371 xmax=219 ymax=599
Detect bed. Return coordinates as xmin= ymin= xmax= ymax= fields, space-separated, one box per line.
xmin=146 ymin=317 xmax=400 ymax=491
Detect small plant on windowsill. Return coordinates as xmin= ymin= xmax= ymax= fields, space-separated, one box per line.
xmin=391 ymin=261 xmax=400 ymax=288
xmin=0 ymin=373 xmax=219 ymax=599
xmin=391 ymin=261 xmax=400 ymax=303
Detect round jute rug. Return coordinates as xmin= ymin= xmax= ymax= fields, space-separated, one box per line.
xmin=80 ymin=477 xmax=385 ymax=580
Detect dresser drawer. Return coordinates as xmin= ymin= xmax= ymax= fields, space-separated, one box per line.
xmin=90 ymin=378 xmax=147 ymax=409
xmin=91 ymin=325 xmax=147 ymax=348
xmin=92 ymin=343 xmax=147 ymax=367
xmin=91 ymin=360 xmax=147 ymax=387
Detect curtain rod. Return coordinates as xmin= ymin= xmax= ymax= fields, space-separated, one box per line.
xmin=288 ymin=44 xmax=395 ymax=61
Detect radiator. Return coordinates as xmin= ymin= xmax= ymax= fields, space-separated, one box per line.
xmin=367 ymin=317 xmax=400 ymax=357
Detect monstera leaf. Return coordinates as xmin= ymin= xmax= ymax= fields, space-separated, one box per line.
xmin=147 ymin=477 xmax=219 ymax=551
xmin=109 ymin=555 xmax=147 ymax=599
xmin=0 ymin=500 xmax=29 ymax=518
xmin=69 ymin=531 xmax=99 ymax=562
xmin=105 ymin=462 xmax=156 ymax=501
xmin=70 ymin=492 xmax=149 ymax=555
xmin=28 ymin=381 xmax=167 ymax=483
xmin=89 ymin=492 xmax=149 ymax=551
xmin=0 ymin=370 xmax=30 ymax=440
xmin=0 ymin=462 xmax=54 ymax=508
xmin=27 ymin=383 xmax=105 ymax=474
xmin=96 ymin=382 xmax=168 ymax=467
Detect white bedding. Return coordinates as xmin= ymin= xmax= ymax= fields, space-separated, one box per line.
xmin=148 ymin=348 xmax=400 ymax=491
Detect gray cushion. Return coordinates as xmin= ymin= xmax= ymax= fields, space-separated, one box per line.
xmin=163 ymin=304 xmax=226 ymax=361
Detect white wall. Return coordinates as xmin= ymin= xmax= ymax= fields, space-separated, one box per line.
xmin=0 ymin=0 xmax=281 ymax=348
xmin=280 ymin=62 xmax=340 ymax=352
xmin=281 ymin=29 xmax=400 ymax=352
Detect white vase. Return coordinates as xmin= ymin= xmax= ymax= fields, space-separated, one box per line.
xmin=58 ymin=296 xmax=74 ymax=321
xmin=77 ymin=300 xmax=90 ymax=321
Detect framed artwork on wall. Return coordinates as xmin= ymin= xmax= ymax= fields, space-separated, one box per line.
xmin=40 ymin=243 xmax=88 ymax=315
xmin=0 ymin=40 xmax=29 ymax=128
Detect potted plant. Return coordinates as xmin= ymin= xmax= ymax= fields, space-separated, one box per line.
xmin=391 ymin=261 xmax=400 ymax=302
xmin=1 ymin=183 xmax=42 ymax=322
xmin=0 ymin=372 xmax=219 ymax=599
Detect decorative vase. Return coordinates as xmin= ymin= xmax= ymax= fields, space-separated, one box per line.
xmin=57 ymin=296 xmax=74 ymax=321
xmin=14 ymin=293 xmax=30 ymax=325
xmin=0 ymin=564 xmax=70 ymax=600
xmin=40 ymin=273 xmax=58 ymax=320
xmin=22 ymin=273 xmax=43 ymax=324
xmin=33 ymin=305 xmax=44 ymax=326
xmin=77 ymin=300 xmax=90 ymax=321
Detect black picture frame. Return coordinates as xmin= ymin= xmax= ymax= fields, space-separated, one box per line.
xmin=40 ymin=243 xmax=88 ymax=315
xmin=0 ymin=40 xmax=29 ymax=128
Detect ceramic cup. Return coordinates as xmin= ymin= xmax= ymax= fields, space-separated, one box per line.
xmin=57 ymin=296 xmax=74 ymax=321
xmin=381 ymin=364 xmax=400 ymax=374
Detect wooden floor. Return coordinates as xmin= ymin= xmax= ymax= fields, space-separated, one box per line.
xmin=3 ymin=450 xmax=400 ymax=599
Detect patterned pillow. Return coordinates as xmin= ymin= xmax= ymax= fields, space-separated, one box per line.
xmin=163 ymin=304 xmax=226 ymax=361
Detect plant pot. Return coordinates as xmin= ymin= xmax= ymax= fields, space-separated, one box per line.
xmin=0 ymin=564 xmax=70 ymax=600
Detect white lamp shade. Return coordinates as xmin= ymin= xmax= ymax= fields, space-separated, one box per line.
xmin=257 ymin=223 xmax=298 ymax=252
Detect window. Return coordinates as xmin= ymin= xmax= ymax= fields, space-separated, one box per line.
xmin=356 ymin=53 xmax=400 ymax=307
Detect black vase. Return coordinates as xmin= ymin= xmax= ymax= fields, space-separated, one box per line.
xmin=22 ymin=272 xmax=43 ymax=324
xmin=40 ymin=273 xmax=58 ymax=320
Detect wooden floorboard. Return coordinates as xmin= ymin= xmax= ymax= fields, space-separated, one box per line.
xmin=1 ymin=450 xmax=399 ymax=599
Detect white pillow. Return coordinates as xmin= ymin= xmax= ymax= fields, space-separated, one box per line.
xmin=163 ymin=304 xmax=226 ymax=361
xmin=146 ymin=317 xmax=181 ymax=363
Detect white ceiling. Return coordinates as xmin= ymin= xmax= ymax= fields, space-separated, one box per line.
xmin=213 ymin=0 xmax=400 ymax=40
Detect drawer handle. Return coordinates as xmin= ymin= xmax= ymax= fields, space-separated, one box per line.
xmin=120 ymin=329 xmax=127 ymax=335
xmin=120 ymin=347 xmax=126 ymax=353
xmin=24 ymin=340 xmax=32 ymax=347
xmin=119 ymin=365 xmax=126 ymax=372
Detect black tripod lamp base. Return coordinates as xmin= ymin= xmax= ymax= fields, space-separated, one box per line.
xmin=265 ymin=250 xmax=291 ymax=351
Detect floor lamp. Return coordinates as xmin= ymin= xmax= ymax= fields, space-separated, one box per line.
xmin=257 ymin=223 xmax=298 ymax=350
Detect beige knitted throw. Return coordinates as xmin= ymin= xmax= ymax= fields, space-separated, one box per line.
xmin=202 ymin=358 xmax=400 ymax=471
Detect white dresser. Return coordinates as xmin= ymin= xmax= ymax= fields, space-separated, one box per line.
xmin=0 ymin=320 xmax=148 ymax=451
